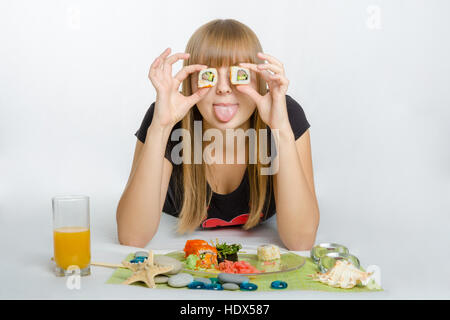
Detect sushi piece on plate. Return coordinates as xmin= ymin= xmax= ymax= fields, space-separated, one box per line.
xmin=183 ymin=239 xmax=218 ymax=270
xmin=213 ymin=240 xmax=242 ymax=263
xmin=183 ymin=239 xmax=217 ymax=257
xmin=257 ymin=244 xmax=281 ymax=261
xmin=198 ymin=68 xmax=218 ymax=88
xmin=230 ymin=66 xmax=250 ymax=85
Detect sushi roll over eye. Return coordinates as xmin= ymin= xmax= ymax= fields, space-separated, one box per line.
xmin=230 ymin=66 xmax=250 ymax=85
xmin=198 ymin=68 xmax=218 ymax=88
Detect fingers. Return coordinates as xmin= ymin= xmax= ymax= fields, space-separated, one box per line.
xmin=257 ymin=52 xmax=283 ymax=68
xmin=149 ymin=48 xmax=195 ymax=89
xmin=235 ymin=83 xmax=263 ymax=105
xmin=186 ymin=87 xmax=211 ymax=106
xmin=257 ymin=63 xmax=284 ymax=75
xmin=159 ymin=48 xmax=172 ymax=65
xmin=149 ymin=48 xmax=171 ymax=83
xmin=165 ymin=53 xmax=190 ymax=67
xmin=255 ymin=52 xmax=286 ymax=84
xmin=239 ymin=62 xmax=275 ymax=83
xmin=149 ymin=58 xmax=163 ymax=88
xmin=174 ymin=64 xmax=208 ymax=84
xmin=163 ymin=52 xmax=190 ymax=75
xmin=151 ymin=48 xmax=188 ymax=74
xmin=241 ymin=60 xmax=284 ymax=77
xmin=239 ymin=62 xmax=289 ymax=91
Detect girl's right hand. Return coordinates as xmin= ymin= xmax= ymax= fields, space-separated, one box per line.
xmin=148 ymin=47 xmax=210 ymax=129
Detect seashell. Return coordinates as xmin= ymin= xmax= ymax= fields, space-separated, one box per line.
xmin=309 ymin=260 xmax=372 ymax=289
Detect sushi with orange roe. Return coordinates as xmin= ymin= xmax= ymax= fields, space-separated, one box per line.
xmin=183 ymin=239 xmax=218 ymax=270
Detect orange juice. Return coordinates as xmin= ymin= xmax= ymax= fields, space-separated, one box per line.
xmin=53 ymin=226 xmax=90 ymax=270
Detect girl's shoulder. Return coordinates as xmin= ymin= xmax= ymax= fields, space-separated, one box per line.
xmin=285 ymin=94 xmax=311 ymax=140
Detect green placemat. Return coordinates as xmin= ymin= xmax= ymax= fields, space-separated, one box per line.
xmin=106 ymin=252 xmax=382 ymax=293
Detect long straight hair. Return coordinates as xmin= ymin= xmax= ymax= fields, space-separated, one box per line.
xmin=177 ymin=19 xmax=272 ymax=233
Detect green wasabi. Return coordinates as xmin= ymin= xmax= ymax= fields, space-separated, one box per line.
xmin=185 ymin=254 xmax=199 ymax=269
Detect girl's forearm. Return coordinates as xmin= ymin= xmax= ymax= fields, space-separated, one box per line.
xmin=116 ymin=123 xmax=172 ymax=247
xmin=273 ymin=128 xmax=319 ymax=251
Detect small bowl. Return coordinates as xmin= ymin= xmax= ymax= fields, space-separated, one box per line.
xmin=310 ymin=243 xmax=349 ymax=263
xmin=318 ymin=252 xmax=361 ymax=273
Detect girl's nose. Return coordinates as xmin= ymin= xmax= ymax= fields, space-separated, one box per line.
xmin=216 ymin=69 xmax=232 ymax=94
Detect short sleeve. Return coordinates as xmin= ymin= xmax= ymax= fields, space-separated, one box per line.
xmin=134 ymin=102 xmax=174 ymax=164
xmin=285 ymin=94 xmax=311 ymax=140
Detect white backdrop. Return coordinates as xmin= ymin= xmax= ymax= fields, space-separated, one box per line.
xmin=1 ymin=0 xmax=449 ymax=299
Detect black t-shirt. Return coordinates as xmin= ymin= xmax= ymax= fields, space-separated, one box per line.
xmin=134 ymin=94 xmax=310 ymax=229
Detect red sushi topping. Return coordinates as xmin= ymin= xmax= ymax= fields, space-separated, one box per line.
xmin=218 ymin=260 xmax=262 ymax=274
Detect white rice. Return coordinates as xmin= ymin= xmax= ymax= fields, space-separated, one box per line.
xmin=257 ymin=244 xmax=280 ymax=261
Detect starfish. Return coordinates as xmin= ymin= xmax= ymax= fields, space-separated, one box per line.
xmin=121 ymin=250 xmax=173 ymax=288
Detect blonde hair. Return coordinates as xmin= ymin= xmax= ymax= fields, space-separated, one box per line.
xmin=177 ymin=19 xmax=272 ymax=233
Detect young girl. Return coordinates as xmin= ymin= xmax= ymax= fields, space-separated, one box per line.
xmin=116 ymin=19 xmax=320 ymax=251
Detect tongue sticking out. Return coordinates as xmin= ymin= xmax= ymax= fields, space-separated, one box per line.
xmin=213 ymin=105 xmax=238 ymax=123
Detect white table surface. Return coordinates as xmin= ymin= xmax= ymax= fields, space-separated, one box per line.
xmin=1 ymin=210 xmax=448 ymax=300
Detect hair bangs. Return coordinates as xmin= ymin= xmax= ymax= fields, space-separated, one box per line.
xmin=186 ymin=19 xmax=263 ymax=68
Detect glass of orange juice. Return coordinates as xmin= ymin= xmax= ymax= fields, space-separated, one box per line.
xmin=52 ymin=195 xmax=91 ymax=276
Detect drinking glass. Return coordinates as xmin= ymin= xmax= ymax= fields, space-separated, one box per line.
xmin=52 ymin=195 xmax=91 ymax=276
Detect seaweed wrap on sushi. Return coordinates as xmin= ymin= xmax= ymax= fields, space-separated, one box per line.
xmin=215 ymin=242 xmax=242 ymax=264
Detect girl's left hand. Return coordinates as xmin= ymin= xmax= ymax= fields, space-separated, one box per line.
xmin=236 ymin=52 xmax=291 ymax=132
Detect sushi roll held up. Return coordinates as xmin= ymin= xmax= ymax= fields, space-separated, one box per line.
xmin=198 ymin=68 xmax=218 ymax=88
xmin=230 ymin=66 xmax=250 ymax=85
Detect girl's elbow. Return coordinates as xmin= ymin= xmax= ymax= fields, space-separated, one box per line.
xmin=285 ymin=238 xmax=315 ymax=251
xmin=282 ymin=228 xmax=318 ymax=251
xmin=118 ymin=238 xmax=148 ymax=248
xmin=117 ymin=231 xmax=154 ymax=248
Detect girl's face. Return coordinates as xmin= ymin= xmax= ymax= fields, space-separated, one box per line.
xmin=191 ymin=66 xmax=258 ymax=130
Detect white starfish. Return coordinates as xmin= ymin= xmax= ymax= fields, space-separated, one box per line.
xmin=121 ymin=250 xmax=173 ymax=288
